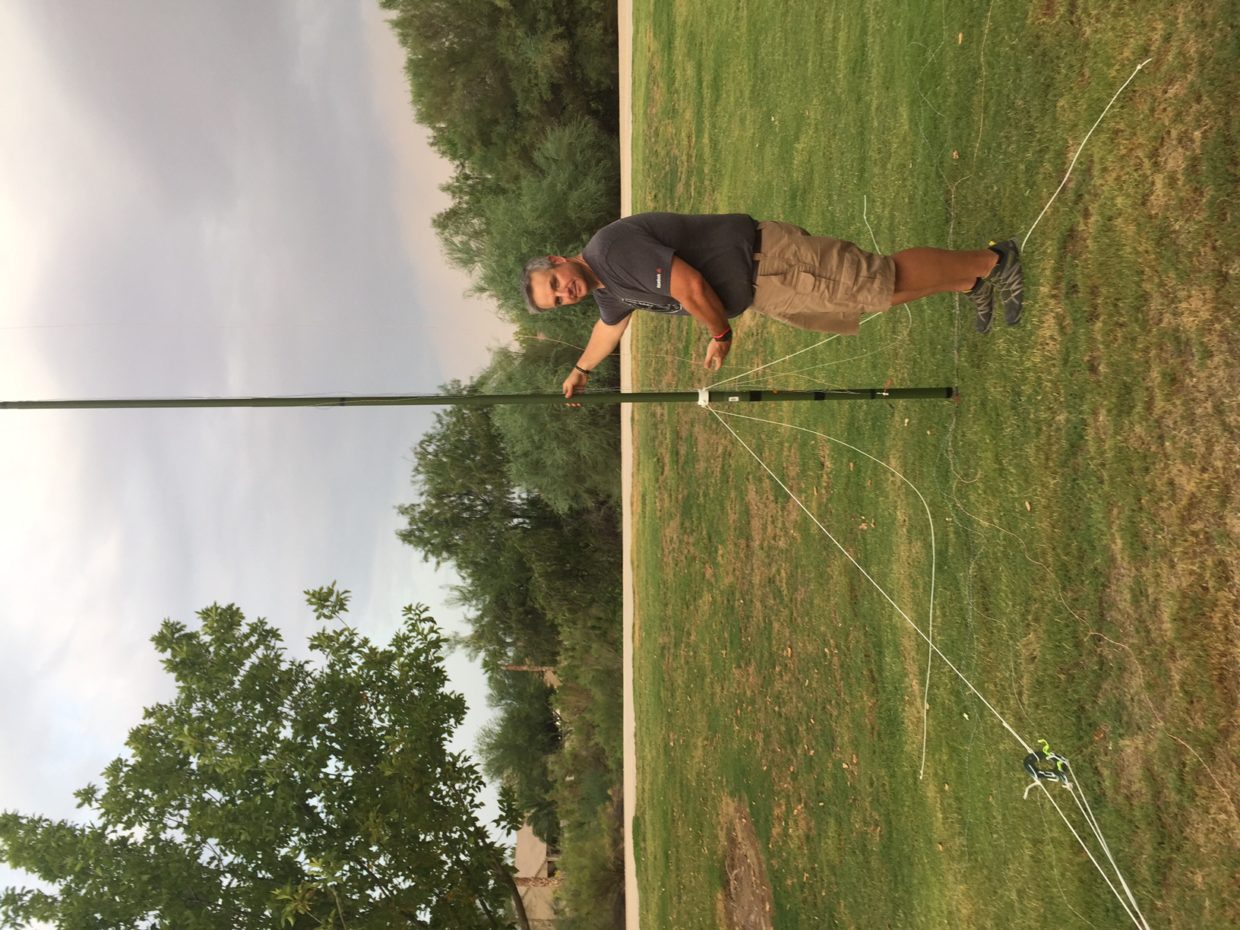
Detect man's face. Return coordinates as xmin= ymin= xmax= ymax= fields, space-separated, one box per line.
xmin=529 ymin=257 xmax=591 ymax=310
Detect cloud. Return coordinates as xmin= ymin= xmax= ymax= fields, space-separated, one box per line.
xmin=0 ymin=415 xmax=174 ymax=821
xmin=3 ymin=2 xmax=463 ymax=398
xmin=0 ymin=0 xmax=510 ymax=864
xmin=358 ymin=2 xmax=514 ymax=378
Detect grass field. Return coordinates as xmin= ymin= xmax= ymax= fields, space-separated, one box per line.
xmin=626 ymin=1 xmax=1238 ymax=927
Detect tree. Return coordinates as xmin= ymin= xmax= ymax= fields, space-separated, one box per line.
xmin=0 ymin=586 xmax=530 ymax=930
xmin=434 ymin=118 xmax=620 ymax=318
xmin=396 ymin=389 xmax=563 ymax=667
xmin=377 ymin=0 xmax=618 ymax=181
xmin=477 ymin=673 xmax=561 ymax=846
xmin=482 ymin=336 xmax=620 ymax=514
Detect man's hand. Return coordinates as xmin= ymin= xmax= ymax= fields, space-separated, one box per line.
xmin=562 ymin=368 xmax=588 ymax=399
xmin=561 ymin=318 xmax=630 ymax=403
xmin=704 ymin=337 xmax=731 ymax=370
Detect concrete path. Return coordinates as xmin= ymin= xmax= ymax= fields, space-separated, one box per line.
xmin=616 ymin=3 xmax=638 ymax=929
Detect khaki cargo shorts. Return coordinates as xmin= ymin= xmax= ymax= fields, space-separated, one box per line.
xmin=751 ymin=220 xmax=895 ymax=335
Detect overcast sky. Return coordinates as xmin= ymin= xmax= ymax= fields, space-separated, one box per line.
xmin=0 ymin=0 xmax=516 ymax=885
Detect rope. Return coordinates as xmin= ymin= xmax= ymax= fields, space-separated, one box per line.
xmin=703 ymin=404 xmax=1033 ymax=755
xmin=1021 ymin=58 xmax=1152 ymax=251
xmin=711 ymin=408 xmax=940 ymax=778
xmin=705 ymin=402 xmax=1154 ymax=927
xmin=1036 ymin=782 xmax=1150 ymax=929
xmin=706 ymin=314 xmax=887 ymax=391
xmin=692 ymin=52 xmax=1158 ymax=924
xmin=1068 ymin=770 xmax=1153 ymax=929
xmin=857 ymin=197 xmax=941 ymax=777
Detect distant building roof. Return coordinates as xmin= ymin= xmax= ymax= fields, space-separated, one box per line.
xmin=514 ymin=822 xmax=560 ymax=923
xmin=514 ymin=822 xmax=552 ymax=877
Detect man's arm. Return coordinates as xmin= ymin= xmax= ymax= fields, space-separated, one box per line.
xmin=562 ymin=316 xmax=632 ymax=398
xmin=668 ymin=256 xmax=733 ymax=369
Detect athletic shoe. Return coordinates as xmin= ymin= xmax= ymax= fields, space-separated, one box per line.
xmin=986 ymin=239 xmax=1023 ymax=325
xmin=967 ymin=278 xmax=995 ymax=333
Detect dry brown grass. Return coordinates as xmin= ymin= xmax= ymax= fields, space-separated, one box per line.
xmin=715 ymin=796 xmax=775 ymax=930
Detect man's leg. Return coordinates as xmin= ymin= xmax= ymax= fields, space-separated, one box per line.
xmin=749 ymin=224 xmax=1018 ymax=335
xmin=889 ymin=247 xmax=998 ymax=305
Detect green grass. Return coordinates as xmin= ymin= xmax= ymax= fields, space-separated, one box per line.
xmin=629 ymin=1 xmax=1239 ymax=927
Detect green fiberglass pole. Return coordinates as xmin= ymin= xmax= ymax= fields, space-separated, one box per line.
xmin=2 ymin=386 xmax=954 ymax=412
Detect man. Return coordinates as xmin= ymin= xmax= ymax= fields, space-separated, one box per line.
xmin=522 ymin=213 xmax=1023 ymax=399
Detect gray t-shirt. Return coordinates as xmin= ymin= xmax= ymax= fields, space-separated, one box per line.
xmin=581 ymin=213 xmax=758 ymax=325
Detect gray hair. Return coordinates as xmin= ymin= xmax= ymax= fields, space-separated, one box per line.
xmin=521 ymin=256 xmax=556 ymax=314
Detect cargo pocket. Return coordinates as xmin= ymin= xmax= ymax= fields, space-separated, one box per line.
xmin=792 ymin=253 xmax=859 ymax=302
xmin=793 ymin=268 xmax=827 ymax=294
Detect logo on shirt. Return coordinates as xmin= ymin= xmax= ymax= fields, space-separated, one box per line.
xmin=655 ymin=267 xmax=663 ymax=289
xmin=622 ymin=297 xmax=683 ymax=314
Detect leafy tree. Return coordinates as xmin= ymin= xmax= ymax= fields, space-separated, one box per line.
xmin=374 ymin=2 xmax=625 ymax=921
xmin=395 ymin=382 xmax=519 ymax=575
xmin=0 ymin=586 xmax=530 ymax=930
xmin=380 ymin=0 xmax=522 ymax=170
xmin=482 ymin=336 xmax=620 ymax=514
xmin=378 ymin=0 xmax=617 ymax=180
xmin=476 ymin=673 xmax=561 ymax=846
xmin=395 ymin=375 xmax=622 ymax=857
xmin=396 ymin=388 xmax=563 ymax=668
